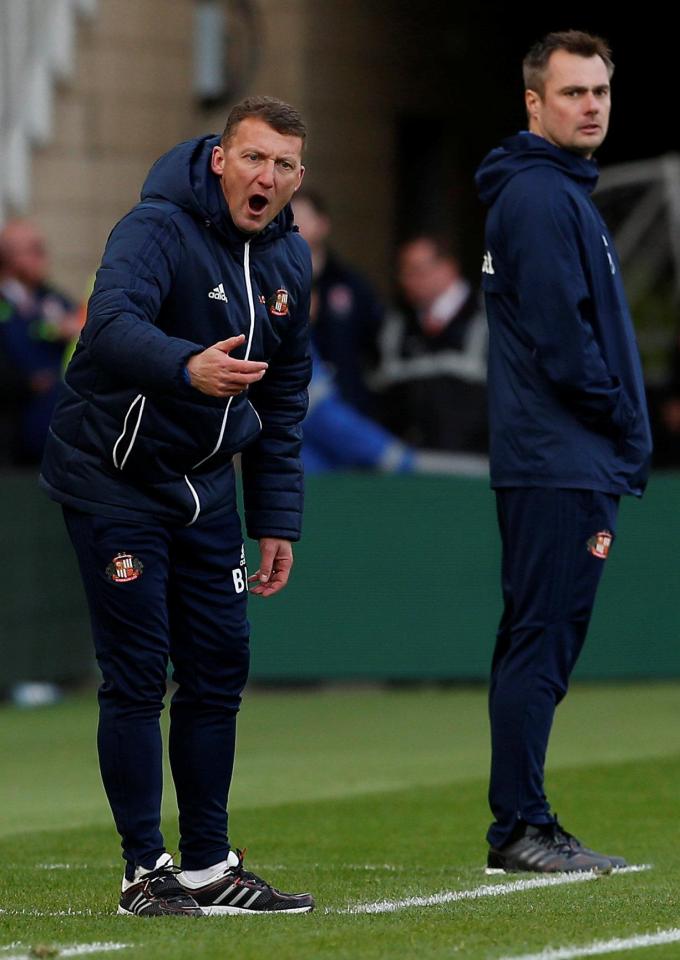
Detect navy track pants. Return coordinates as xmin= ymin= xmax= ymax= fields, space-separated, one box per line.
xmin=63 ymin=504 xmax=250 ymax=877
xmin=487 ymin=487 xmax=619 ymax=849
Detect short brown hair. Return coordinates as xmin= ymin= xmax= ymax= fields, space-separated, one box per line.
xmin=221 ymin=95 xmax=307 ymax=148
xmin=400 ymin=234 xmax=460 ymax=264
xmin=293 ymin=189 xmax=329 ymax=217
xmin=523 ymin=30 xmax=614 ymax=96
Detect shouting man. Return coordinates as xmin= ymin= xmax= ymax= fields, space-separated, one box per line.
xmin=41 ymin=97 xmax=314 ymax=915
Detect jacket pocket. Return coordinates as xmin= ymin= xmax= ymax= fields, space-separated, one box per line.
xmin=247 ymin=398 xmax=263 ymax=431
xmin=193 ymin=394 xmax=263 ymax=466
xmin=112 ymin=394 xmax=146 ymax=470
xmin=111 ymin=392 xmax=263 ymax=480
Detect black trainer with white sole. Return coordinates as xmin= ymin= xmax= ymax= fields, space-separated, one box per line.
xmin=119 ymin=865 xmax=205 ymax=916
xmin=180 ymin=849 xmax=314 ymax=914
xmin=486 ymin=821 xmax=625 ymax=874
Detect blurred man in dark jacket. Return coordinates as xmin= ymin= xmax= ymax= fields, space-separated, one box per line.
xmin=374 ymin=235 xmax=488 ymax=453
xmin=41 ymin=97 xmax=314 ymax=917
xmin=0 ymin=220 xmax=79 ymax=464
xmin=292 ymin=190 xmax=383 ymax=415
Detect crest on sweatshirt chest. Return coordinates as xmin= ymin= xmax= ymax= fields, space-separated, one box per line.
xmin=266 ymin=287 xmax=290 ymax=317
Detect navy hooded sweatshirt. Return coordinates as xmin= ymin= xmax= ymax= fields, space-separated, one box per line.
xmin=475 ymin=131 xmax=652 ymax=496
xmin=40 ymin=135 xmax=312 ymax=538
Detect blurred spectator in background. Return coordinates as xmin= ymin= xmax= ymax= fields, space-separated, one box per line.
xmin=303 ymin=287 xmax=414 ymax=472
xmin=302 ymin=288 xmax=488 ymax=477
xmin=292 ymin=190 xmax=383 ymax=415
xmin=374 ymin=235 xmax=488 ymax=453
xmin=304 ymin=347 xmax=416 ymax=472
xmin=0 ymin=220 xmax=80 ymax=465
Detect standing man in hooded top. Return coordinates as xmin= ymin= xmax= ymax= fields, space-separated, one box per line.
xmin=475 ymin=31 xmax=652 ymax=873
xmin=41 ymin=97 xmax=314 ymax=915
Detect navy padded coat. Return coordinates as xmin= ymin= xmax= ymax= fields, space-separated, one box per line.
xmin=41 ymin=135 xmax=312 ymax=539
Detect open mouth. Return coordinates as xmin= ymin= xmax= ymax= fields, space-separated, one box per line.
xmin=248 ymin=194 xmax=269 ymax=214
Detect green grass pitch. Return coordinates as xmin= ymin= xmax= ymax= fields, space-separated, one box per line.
xmin=0 ymin=683 xmax=678 ymax=959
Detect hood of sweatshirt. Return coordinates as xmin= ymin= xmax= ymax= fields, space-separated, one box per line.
xmin=475 ymin=130 xmax=600 ymax=207
xmin=140 ymin=134 xmax=295 ymax=245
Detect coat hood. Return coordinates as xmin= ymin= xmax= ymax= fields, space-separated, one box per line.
xmin=140 ymin=134 xmax=295 ymax=244
xmin=475 ymin=131 xmax=600 ymax=207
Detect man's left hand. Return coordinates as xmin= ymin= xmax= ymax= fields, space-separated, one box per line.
xmin=248 ymin=538 xmax=293 ymax=597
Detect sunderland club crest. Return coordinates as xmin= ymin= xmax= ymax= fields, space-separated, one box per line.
xmin=106 ymin=552 xmax=144 ymax=583
xmin=268 ymin=288 xmax=289 ymax=316
xmin=586 ymin=530 xmax=614 ymax=560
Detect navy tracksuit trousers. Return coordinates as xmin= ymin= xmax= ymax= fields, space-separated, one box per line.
xmin=488 ymin=487 xmax=619 ymax=849
xmin=63 ymin=499 xmax=250 ymax=878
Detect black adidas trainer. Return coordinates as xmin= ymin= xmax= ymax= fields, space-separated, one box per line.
xmin=486 ymin=821 xmax=626 ymax=874
xmin=118 ymin=864 xmax=204 ymax=916
xmin=180 ymin=849 xmax=314 ymax=914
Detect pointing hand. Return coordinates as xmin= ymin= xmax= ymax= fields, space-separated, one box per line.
xmin=186 ymin=334 xmax=268 ymax=397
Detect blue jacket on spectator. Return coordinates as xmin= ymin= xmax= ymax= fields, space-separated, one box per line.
xmin=41 ymin=135 xmax=311 ymax=538
xmin=0 ymin=283 xmax=74 ymax=463
xmin=475 ymin=132 xmax=652 ymax=496
xmin=312 ymin=252 xmax=383 ymax=416
xmin=303 ymin=347 xmax=414 ymax=472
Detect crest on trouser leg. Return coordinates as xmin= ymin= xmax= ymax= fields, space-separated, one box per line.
xmin=106 ymin=552 xmax=144 ymax=582
xmin=586 ymin=530 xmax=614 ymax=559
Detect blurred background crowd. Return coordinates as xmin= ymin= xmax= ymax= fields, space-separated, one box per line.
xmin=0 ymin=195 xmax=493 ymax=476
xmin=2 ymin=0 xmax=679 ymax=478
xmin=1 ymin=0 xmax=679 ymax=698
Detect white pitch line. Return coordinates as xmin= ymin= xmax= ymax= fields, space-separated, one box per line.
xmin=332 ymin=865 xmax=651 ymax=915
xmin=256 ymin=862 xmax=401 ymax=872
xmin=346 ymin=863 xmax=399 ymax=872
xmin=0 ymin=909 xmax=100 ymax=917
xmin=36 ymin=863 xmax=90 ymax=871
xmin=54 ymin=946 xmax=130 ymax=958
xmin=498 ymin=927 xmax=680 ymax=960
xmin=2 ymin=944 xmax=130 ymax=960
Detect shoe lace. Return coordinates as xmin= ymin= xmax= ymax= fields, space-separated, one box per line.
xmin=541 ymin=817 xmax=581 ymax=854
xmin=230 ymin=848 xmax=271 ymax=889
xmin=142 ymin=863 xmax=185 ymax=893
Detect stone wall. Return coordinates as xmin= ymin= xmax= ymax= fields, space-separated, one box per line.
xmin=27 ymin=0 xmax=458 ymax=300
xmin=28 ymin=0 xmax=195 ymax=299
